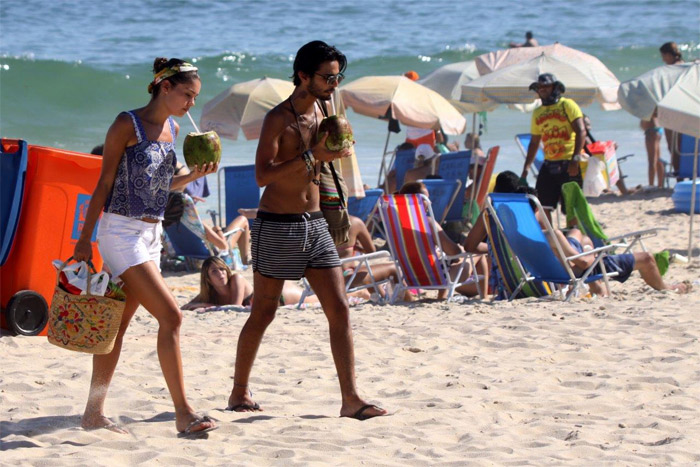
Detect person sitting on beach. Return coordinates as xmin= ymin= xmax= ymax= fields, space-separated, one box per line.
xmin=582 ymin=114 xmax=641 ymax=196
xmin=403 ymin=143 xmax=438 ymax=186
xmin=524 ymin=185 xmax=689 ymax=295
xmin=509 ymin=31 xmax=539 ymax=48
xmin=336 ymin=215 xmax=415 ymax=302
xmin=227 ymin=40 xmax=387 ymax=421
xmin=73 ymin=57 xmax=217 ymax=436
xmin=399 ymin=181 xmax=488 ymax=298
xmin=169 ymin=162 xmax=251 ymax=264
xmin=182 ymin=257 xmax=370 ymax=311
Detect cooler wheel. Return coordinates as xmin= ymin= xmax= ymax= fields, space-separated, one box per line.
xmin=6 ymin=290 xmax=48 ymax=336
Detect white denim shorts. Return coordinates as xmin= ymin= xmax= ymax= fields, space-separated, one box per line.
xmin=97 ymin=212 xmax=162 ymax=279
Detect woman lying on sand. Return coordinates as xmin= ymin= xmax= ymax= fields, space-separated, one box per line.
xmin=183 ymin=256 xmax=370 ymax=311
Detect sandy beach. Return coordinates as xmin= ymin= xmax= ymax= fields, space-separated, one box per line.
xmin=1 ymin=189 xmax=699 ymax=465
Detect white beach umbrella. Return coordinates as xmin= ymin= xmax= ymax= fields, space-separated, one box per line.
xmin=200 ymin=77 xmax=294 ymax=140
xmin=419 ymin=60 xmax=497 ymax=113
xmin=654 ymin=63 xmax=700 ymax=261
xmin=461 ymin=53 xmax=621 ymax=110
xmin=617 ymin=62 xmax=696 ymax=121
xmin=340 ymin=75 xmax=467 ymax=185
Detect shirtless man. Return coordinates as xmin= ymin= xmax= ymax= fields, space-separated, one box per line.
xmin=226 ymin=41 xmax=387 ymax=421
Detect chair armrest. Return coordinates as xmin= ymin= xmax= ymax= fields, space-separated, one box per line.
xmin=617 ymin=154 xmax=634 ymax=163
xmin=607 ymin=227 xmax=664 ymax=243
xmin=340 ymin=250 xmax=391 ymax=266
xmin=565 ymin=243 xmax=625 ymax=262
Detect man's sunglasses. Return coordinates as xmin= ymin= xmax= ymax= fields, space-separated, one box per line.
xmin=315 ymin=72 xmax=345 ymax=85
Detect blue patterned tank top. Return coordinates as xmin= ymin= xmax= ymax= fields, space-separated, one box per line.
xmin=104 ymin=111 xmax=178 ymax=220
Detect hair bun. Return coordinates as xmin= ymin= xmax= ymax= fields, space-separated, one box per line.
xmin=152 ymin=57 xmax=169 ymax=74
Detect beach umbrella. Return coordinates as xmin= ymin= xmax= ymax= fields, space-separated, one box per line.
xmin=199 ymin=77 xmax=294 ymax=140
xmin=654 ymin=63 xmax=700 ymax=261
xmin=340 ymin=75 xmax=467 ymax=185
xmin=419 ymin=61 xmax=497 ymax=113
xmin=461 ymin=53 xmax=621 ymax=110
xmin=617 ymin=63 xmax=696 ymax=121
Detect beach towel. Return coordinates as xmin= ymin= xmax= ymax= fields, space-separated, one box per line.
xmin=562 ymin=182 xmax=607 ymax=241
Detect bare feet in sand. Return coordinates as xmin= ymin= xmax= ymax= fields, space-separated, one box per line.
xmin=81 ymin=414 xmax=129 ymax=434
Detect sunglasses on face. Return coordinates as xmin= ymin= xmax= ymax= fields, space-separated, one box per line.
xmin=315 ymin=72 xmax=345 ymax=85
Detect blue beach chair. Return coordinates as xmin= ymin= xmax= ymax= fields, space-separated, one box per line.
xmin=392 ymin=149 xmax=416 ymax=191
xmin=347 ymin=188 xmax=384 ymax=223
xmin=217 ymin=164 xmax=260 ymax=228
xmin=0 ymin=140 xmax=28 ymax=266
xmin=486 ymin=193 xmax=622 ymax=301
xmin=437 ymin=150 xmax=471 ymax=222
xmin=418 ymin=179 xmax=461 ymax=224
xmin=515 ymin=133 xmax=544 ymax=180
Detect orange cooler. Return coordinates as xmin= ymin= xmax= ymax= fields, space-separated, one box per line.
xmin=0 ymin=143 xmax=103 ymax=335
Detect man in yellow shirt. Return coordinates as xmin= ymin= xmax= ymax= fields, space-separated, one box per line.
xmin=520 ymin=73 xmax=585 ymax=221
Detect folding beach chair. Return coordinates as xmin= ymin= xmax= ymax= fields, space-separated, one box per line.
xmin=217 ymin=164 xmax=260 ymax=228
xmin=436 ymin=150 xmax=472 ymax=222
xmin=392 ymin=148 xmax=416 ymax=191
xmin=561 ymin=181 xmax=660 ymax=253
xmin=515 ymin=133 xmax=544 ymax=181
xmin=347 ymin=188 xmax=383 ymax=223
xmin=418 ymin=179 xmax=461 ymax=224
xmin=378 ymin=194 xmax=482 ymax=302
xmin=474 ymin=146 xmax=500 ymax=209
xmin=296 ymin=250 xmax=394 ymax=308
xmin=482 ymin=209 xmax=554 ymax=300
xmin=486 ymin=193 xmax=623 ymax=301
xmin=165 ymin=193 xmax=243 ymax=271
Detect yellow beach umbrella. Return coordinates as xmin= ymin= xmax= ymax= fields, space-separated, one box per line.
xmin=200 ymin=77 xmax=294 ymax=140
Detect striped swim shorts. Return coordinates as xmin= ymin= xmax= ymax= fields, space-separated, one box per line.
xmin=251 ymin=211 xmax=341 ymax=280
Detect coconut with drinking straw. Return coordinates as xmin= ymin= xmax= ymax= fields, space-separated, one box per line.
xmin=183 ymin=111 xmax=222 ymax=168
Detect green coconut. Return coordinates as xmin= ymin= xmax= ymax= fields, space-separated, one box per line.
xmin=183 ymin=131 xmax=222 ymax=168
xmin=318 ymin=115 xmax=353 ymax=151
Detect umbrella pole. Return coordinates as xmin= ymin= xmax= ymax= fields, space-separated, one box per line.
xmin=379 ymin=129 xmax=391 ymax=190
xmin=468 ymin=113 xmax=478 ymax=215
xmin=688 ymin=137 xmax=699 ymax=263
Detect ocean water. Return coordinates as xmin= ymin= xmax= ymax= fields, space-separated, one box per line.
xmin=1 ymin=0 xmax=698 ymax=211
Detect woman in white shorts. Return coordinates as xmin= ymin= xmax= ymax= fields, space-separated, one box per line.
xmin=73 ymin=57 xmax=217 ymax=437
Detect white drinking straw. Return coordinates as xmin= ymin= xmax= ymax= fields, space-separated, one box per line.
xmin=186 ymin=111 xmax=200 ymax=133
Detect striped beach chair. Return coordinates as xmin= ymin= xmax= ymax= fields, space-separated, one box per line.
xmin=378 ymin=194 xmax=481 ymax=302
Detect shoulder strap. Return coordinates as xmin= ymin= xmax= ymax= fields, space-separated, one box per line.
xmin=126 ymin=111 xmax=145 ymax=143
xmin=167 ymin=117 xmax=177 ymax=141
xmin=316 ymin=99 xmax=329 ymax=118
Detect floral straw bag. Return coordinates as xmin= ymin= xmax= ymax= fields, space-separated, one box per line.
xmin=47 ymin=257 xmax=125 ymax=354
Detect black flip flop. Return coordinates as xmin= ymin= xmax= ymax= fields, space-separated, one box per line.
xmin=226 ymin=402 xmax=261 ymax=412
xmin=177 ymin=416 xmax=218 ymax=438
xmin=344 ymin=404 xmax=385 ymax=421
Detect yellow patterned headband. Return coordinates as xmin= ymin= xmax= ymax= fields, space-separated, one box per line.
xmin=148 ymin=62 xmax=198 ymax=94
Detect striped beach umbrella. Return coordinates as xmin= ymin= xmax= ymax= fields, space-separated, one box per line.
xmin=462 ymin=53 xmax=620 ymax=110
